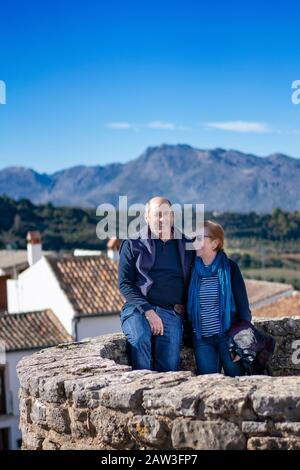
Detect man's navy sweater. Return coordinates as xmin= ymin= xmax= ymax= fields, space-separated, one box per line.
xmin=118 ymin=237 xmax=185 ymax=312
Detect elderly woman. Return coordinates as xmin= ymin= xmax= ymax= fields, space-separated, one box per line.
xmin=187 ymin=220 xmax=252 ymax=376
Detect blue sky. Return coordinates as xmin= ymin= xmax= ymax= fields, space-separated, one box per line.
xmin=0 ymin=0 xmax=300 ymax=173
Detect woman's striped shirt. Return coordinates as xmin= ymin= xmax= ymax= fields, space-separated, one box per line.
xmin=198 ymin=267 xmax=221 ymax=337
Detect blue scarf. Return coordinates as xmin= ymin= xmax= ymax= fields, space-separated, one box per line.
xmin=187 ymin=250 xmax=235 ymax=338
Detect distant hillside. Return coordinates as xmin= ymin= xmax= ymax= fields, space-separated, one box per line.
xmin=0 ymin=196 xmax=105 ymax=251
xmin=0 ymin=196 xmax=300 ymax=252
xmin=0 ymin=144 xmax=300 ymax=212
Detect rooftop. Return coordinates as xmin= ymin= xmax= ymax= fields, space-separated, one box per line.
xmin=47 ymin=254 xmax=124 ymax=316
xmin=0 ymin=309 xmax=72 ymax=352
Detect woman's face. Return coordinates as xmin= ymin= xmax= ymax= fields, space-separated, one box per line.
xmin=195 ymin=228 xmax=220 ymax=257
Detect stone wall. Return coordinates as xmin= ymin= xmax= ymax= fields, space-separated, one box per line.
xmin=17 ymin=316 xmax=300 ymax=450
xmin=253 ymin=316 xmax=300 ymax=376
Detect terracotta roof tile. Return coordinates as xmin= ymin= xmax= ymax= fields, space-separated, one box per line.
xmin=0 ymin=309 xmax=72 ymax=351
xmin=47 ymin=255 xmax=124 ymax=315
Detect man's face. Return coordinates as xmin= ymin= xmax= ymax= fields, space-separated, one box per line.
xmin=145 ymin=201 xmax=174 ymax=238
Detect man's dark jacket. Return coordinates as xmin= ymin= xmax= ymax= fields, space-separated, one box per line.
xmin=118 ymin=224 xmax=195 ymax=315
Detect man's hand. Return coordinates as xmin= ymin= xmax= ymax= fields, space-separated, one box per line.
xmin=144 ymin=309 xmax=164 ymax=335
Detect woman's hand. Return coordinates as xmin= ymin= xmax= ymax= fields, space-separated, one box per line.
xmin=232 ymin=353 xmax=241 ymax=362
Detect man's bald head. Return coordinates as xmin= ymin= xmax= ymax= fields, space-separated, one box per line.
xmin=145 ymin=196 xmax=172 ymax=214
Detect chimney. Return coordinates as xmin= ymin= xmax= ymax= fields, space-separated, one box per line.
xmin=26 ymin=231 xmax=42 ymax=266
xmin=107 ymin=237 xmax=120 ymax=262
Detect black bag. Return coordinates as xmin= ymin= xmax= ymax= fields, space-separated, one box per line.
xmin=228 ymin=319 xmax=276 ymax=375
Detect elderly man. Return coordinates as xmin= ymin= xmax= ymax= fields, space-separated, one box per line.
xmin=118 ymin=196 xmax=195 ymax=372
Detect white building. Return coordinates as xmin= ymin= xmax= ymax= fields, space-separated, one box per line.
xmin=0 ymin=309 xmax=71 ymax=449
xmin=7 ymin=251 xmax=124 ymax=341
xmin=0 ymin=243 xmax=54 ymax=313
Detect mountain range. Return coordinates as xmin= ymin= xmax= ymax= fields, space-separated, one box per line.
xmin=1 ymin=144 xmax=300 ymax=213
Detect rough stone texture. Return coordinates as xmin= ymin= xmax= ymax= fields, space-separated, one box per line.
xmin=171 ymin=419 xmax=246 ymax=450
xmin=254 ymin=316 xmax=300 ymax=376
xmin=18 ymin=317 xmax=300 ymax=450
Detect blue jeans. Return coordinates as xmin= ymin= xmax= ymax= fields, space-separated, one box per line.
xmin=193 ymin=332 xmax=245 ymax=377
xmin=120 ymin=304 xmax=184 ymax=372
